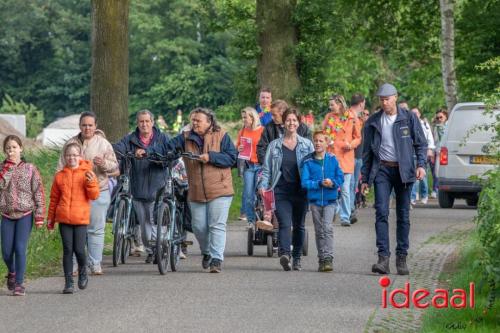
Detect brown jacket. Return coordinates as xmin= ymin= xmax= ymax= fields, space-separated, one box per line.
xmin=183 ymin=130 xmax=234 ymax=202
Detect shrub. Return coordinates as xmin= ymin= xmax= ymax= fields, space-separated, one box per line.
xmin=0 ymin=94 xmax=44 ymax=138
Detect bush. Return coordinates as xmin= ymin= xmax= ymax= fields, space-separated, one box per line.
xmin=0 ymin=94 xmax=44 ymax=138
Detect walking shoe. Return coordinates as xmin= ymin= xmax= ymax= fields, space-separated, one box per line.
xmin=202 ymin=254 xmax=211 ymax=269
xmin=256 ymin=220 xmax=273 ymax=231
xmin=90 ymin=264 xmax=104 ymax=275
xmin=350 ymin=211 xmax=358 ymax=224
xmin=78 ymin=267 xmax=88 ymax=290
xmin=323 ymin=257 xmax=333 ymax=272
xmin=396 ymin=255 xmax=410 ymax=275
xmin=63 ymin=275 xmax=74 ymax=294
xmin=135 ymin=245 xmax=145 ymax=256
xmin=280 ymin=255 xmax=291 ymax=271
xmin=13 ymin=283 xmax=26 ymax=296
xmin=292 ymin=258 xmax=302 ymax=271
xmin=318 ymin=260 xmax=326 ymax=272
xmin=145 ymin=253 xmax=154 ymax=264
xmin=340 ymin=220 xmax=351 ymax=227
xmin=238 ymin=214 xmax=247 ymax=221
xmin=372 ymin=255 xmax=390 ymax=274
xmin=431 ymin=191 xmax=437 ymax=199
xmin=209 ymin=259 xmax=222 ymax=273
xmin=421 ymin=197 xmax=428 ymax=205
xmin=6 ymin=272 xmax=16 ymax=291
xmin=410 ymin=199 xmax=417 ymax=206
xmin=179 ymin=249 xmax=187 ymax=259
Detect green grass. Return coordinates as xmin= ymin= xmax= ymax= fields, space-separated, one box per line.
xmin=0 ymin=148 xmax=63 ymax=283
xmin=229 ymin=168 xmax=244 ymax=222
xmin=420 ymin=233 xmax=500 ymax=332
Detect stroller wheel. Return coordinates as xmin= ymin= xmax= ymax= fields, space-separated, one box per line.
xmin=247 ymin=228 xmax=254 ymax=256
xmin=266 ymin=234 xmax=273 ymax=257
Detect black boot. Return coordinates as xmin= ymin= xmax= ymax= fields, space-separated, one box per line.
xmin=372 ymin=255 xmax=390 ymax=274
xmin=78 ymin=266 xmax=88 ymax=290
xmin=63 ymin=275 xmax=74 ymax=294
xmin=396 ymin=255 xmax=409 ymax=275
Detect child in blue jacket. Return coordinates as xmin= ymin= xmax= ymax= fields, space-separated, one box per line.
xmin=301 ymin=131 xmax=344 ymax=272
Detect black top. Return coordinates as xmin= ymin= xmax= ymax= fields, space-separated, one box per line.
xmin=275 ymin=145 xmax=303 ymax=197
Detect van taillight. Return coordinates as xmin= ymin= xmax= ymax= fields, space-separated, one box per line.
xmin=440 ymin=147 xmax=448 ymax=165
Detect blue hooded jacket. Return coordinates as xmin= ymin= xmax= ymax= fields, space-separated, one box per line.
xmin=300 ymin=152 xmax=344 ymax=206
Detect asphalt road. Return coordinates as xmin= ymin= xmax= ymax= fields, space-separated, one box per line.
xmin=0 ymin=200 xmax=476 ymax=333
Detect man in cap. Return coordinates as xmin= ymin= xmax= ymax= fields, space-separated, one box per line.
xmin=361 ymin=83 xmax=427 ymax=275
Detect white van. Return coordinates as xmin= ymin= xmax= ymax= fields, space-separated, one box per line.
xmin=436 ymin=102 xmax=499 ymax=208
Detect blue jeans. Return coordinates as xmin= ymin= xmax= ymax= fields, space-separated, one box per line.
xmin=374 ymin=165 xmax=413 ymax=257
xmin=189 ymin=196 xmax=232 ymax=261
xmin=1 ymin=214 xmax=33 ymax=284
xmin=350 ymin=158 xmax=363 ymax=211
xmin=411 ymin=161 xmax=428 ymax=200
xmin=339 ymin=173 xmax=353 ymax=223
xmin=88 ymin=189 xmax=111 ymax=267
xmin=242 ymin=164 xmax=261 ymax=223
xmin=274 ymin=195 xmax=308 ymax=259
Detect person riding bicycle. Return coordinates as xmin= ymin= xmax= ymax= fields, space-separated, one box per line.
xmin=113 ymin=109 xmax=171 ymax=263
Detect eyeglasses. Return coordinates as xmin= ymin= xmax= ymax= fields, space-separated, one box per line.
xmin=436 ymin=116 xmax=444 ymax=120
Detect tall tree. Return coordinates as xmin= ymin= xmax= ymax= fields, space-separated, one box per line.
xmin=91 ymin=0 xmax=130 ymax=141
xmin=256 ymin=0 xmax=301 ymax=102
xmin=439 ymin=0 xmax=458 ymax=111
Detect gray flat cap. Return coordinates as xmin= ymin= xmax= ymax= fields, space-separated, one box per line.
xmin=376 ymin=83 xmax=398 ymax=97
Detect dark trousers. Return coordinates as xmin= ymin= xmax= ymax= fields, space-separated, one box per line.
xmin=1 ymin=214 xmax=32 ymax=284
xmin=274 ymin=194 xmax=308 ymax=259
xmin=374 ymin=165 xmax=413 ymax=257
xmin=59 ymin=224 xmax=87 ymax=276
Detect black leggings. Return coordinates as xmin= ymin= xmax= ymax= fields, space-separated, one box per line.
xmin=59 ymin=224 xmax=87 ymax=276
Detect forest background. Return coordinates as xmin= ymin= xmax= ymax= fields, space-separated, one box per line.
xmin=0 ymin=0 xmax=498 ymax=138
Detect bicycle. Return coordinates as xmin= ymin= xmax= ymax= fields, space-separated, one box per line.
xmin=147 ymin=151 xmax=200 ymax=275
xmin=111 ymin=150 xmax=137 ymax=267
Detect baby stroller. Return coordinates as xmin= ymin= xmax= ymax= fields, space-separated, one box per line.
xmin=247 ymin=173 xmax=309 ymax=257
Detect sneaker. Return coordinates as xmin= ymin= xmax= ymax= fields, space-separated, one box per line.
xmin=323 ymin=258 xmax=333 ymax=272
xmin=179 ymin=250 xmax=187 ymax=260
xmin=431 ymin=191 xmax=437 ymax=199
xmin=340 ymin=220 xmax=351 ymax=227
xmin=6 ymin=272 xmax=16 ymax=291
xmin=135 ymin=245 xmax=145 ymax=255
xmin=13 ymin=283 xmax=26 ymax=296
xmin=280 ymin=255 xmax=291 ymax=271
xmin=256 ymin=220 xmax=273 ymax=231
xmin=90 ymin=264 xmax=104 ymax=275
xmin=202 ymin=254 xmax=211 ymax=269
xmin=318 ymin=260 xmax=326 ymax=272
xmin=421 ymin=197 xmax=428 ymax=205
xmin=350 ymin=211 xmax=358 ymax=224
xmin=209 ymin=259 xmax=222 ymax=273
xmin=410 ymin=199 xmax=417 ymax=206
xmin=238 ymin=214 xmax=247 ymax=221
xmin=292 ymin=258 xmax=302 ymax=271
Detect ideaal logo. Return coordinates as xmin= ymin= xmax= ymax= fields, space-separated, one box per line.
xmin=379 ymin=276 xmax=475 ymax=309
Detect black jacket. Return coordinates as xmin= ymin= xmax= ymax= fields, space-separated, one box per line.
xmin=361 ymin=107 xmax=427 ymax=185
xmin=113 ymin=127 xmax=170 ymax=201
xmin=256 ymin=122 xmax=312 ymax=164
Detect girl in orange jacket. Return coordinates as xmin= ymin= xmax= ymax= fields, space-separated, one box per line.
xmin=47 ymin=143 xmax=99 ymax=294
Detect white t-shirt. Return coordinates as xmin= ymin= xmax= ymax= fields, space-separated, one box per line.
xmin=379 ymin=112 xmax=398 ymax=162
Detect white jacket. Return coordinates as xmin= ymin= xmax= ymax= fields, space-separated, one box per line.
xmin=420 ymin=119 xmax=435 ymax=150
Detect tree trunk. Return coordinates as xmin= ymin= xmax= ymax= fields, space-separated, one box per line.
xmin=256 ymin=0 xmax=301 ymax=102
xmin=439 ymin=0 xmax=458 ymax=112
xmin=91 ymin=0 xmax=130 ymax=142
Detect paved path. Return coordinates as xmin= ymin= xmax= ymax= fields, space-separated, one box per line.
xmin=0 ymin=200 xmax=476 ymax=333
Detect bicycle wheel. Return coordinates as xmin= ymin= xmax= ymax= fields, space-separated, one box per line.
xmin=156 ymin=202 xmax=171 ymax=275
xmin=121 ymin=210 xmax=134 ymax=264
xmin=113 ymin=200 xmax=126 ymax=267
xmin=170 ymin=208 xmax=183 ymax=272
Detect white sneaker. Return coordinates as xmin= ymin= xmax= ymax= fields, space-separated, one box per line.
xmin=421 ymin=197 xmax=428 ymax=205
xmin=411 ymin=200 xmax=417 ymax=206
xmin=90 ymin=264 xmax=103 ymax=275
xmin=179 ymin=250 xmax=187 ymax=259
xmin=431 ymin=191 xmax=437 ymax=199
xmin=135 ymin=245 xmax=145 ymax=254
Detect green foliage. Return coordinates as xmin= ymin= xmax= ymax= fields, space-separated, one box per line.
xmin=0 ymin=94 xmax=44 ymax=137
xmin=421 ymin=234 xmax=500 ymax=332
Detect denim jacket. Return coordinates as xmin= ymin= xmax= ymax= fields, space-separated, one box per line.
xmin=258 ymin=135 xmax=314 ymax=190
xmin=361 ymin=107 xmax=427 ymax=185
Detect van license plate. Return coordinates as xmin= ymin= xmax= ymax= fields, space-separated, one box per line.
xmin=469 ymin=156 xmax=499 ymax=165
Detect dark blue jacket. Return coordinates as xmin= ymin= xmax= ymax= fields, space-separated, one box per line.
xmin=113 ymin=127 xmax=170 ymax=201
xmin=300 ymin=152 xmax=344 ymax=206
xmin=361 ymin=107 xmax=427 ymax=185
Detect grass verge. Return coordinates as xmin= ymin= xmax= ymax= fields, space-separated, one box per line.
xmin=420 ymin=233 xmax=500 ymax=332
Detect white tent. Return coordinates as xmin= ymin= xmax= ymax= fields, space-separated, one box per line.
xmin=37 ymin=115 xmax=80 ymax=148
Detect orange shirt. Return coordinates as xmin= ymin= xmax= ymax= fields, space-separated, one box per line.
xmin=236 ymin=127 xmax=264 ymax=164
xmin=322 ymin=109 xmax=361 ymax=173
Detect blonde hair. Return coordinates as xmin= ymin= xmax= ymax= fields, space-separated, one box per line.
xmin=241 ymin=107 xmax=261 ymax=130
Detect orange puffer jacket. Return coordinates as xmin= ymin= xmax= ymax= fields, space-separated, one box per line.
xmin=48 ymin=160 xmax=100 ymax=225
